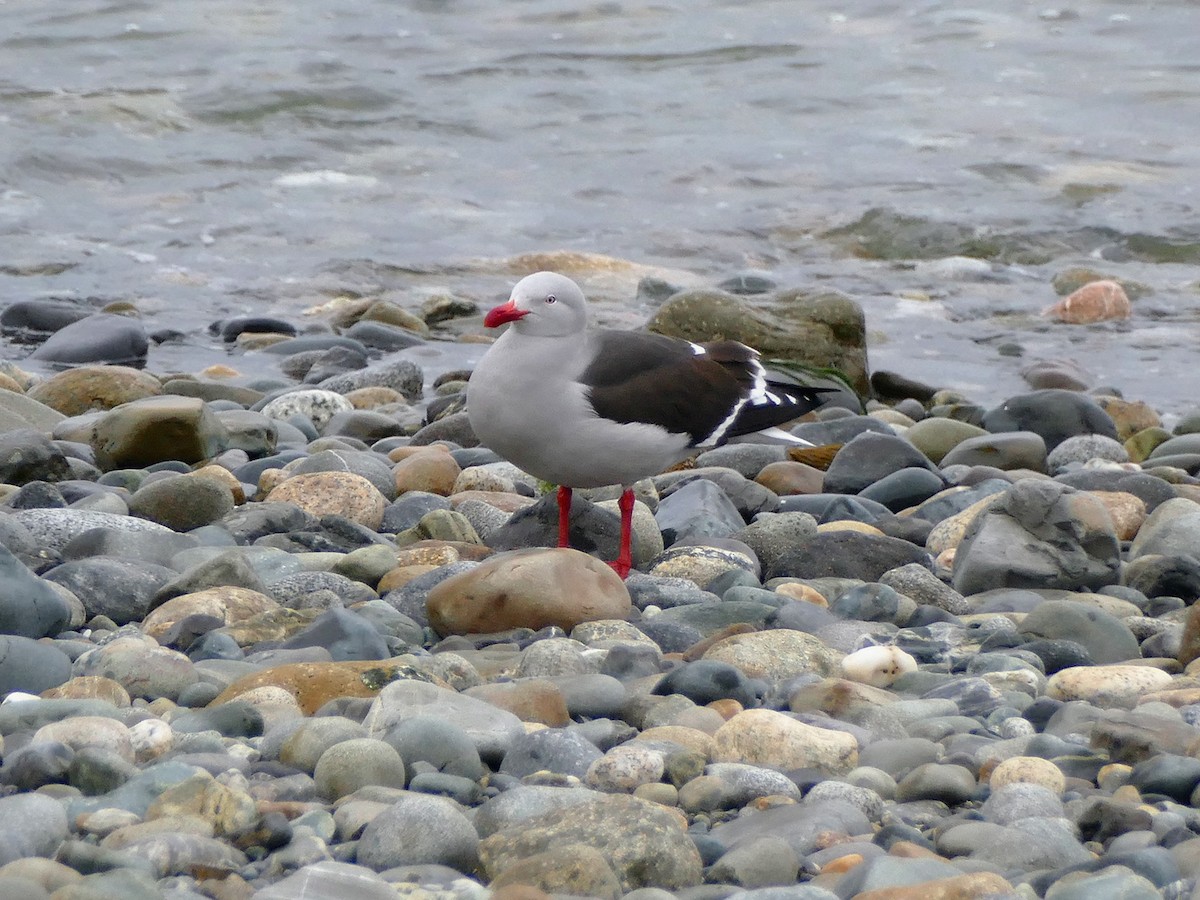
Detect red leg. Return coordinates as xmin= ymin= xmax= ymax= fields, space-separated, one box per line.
xmin=556 ymin=485 xmax=573 ymax=549
xmin=608 ymin=487 xmax=635 ymax=579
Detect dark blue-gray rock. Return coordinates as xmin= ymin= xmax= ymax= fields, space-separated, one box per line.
xmin=356 ymin=793 xmax=478 ymax=872
xmin=0 ymin=298 xmax=92 ymax=336
xmin=921 ymin=676 xmax=1006 ymax=717
xmin=635 ymin=618 xmax=704 ymax=654
xmin=1017 ymin=600 xmax=1140 ymax=664
xmin=1128 ymin=754 xmax=1200 ymax=802
xmin=624 ymin=573 xmax=717 ymax=611
xmin=381 ymin=561 xmax=476 ymax=627
xmin=151 ymin=547 xmax=272 ymax=609
xmin=171 ymin=701 xmax=264 ymax=738
xmin=656 ymin=469 xmax=778 ymax=519
xmin=895 ymin=763 xmax=976 ymax=804
xmin=1123 ymin=554 xmax=1200 ymax=602
xmin=279 ymin=607 xmax=389 ymax=661
xmin=378 ymin=714 xmax=485 ymax=781
xmin=218 ymin=501 xmax=319 ymax=544
xmin=1019 ymin=638 xmax=1094 ymax=674
xmin=822 ymin=432 xmax=938 ymax=495
xmin=0 ymin=635 xmax=72 ymax=695
xmin=790 ymin=416 xmax=893 ymax=446
xmin=218 ymin=315 xmax=298 ymax=342
xmin=909 ymin=478 xmax=1011 ymax=524
xmin=29 ymin=313 xmax=147 ymax=366
xmin=775 ymin=493 xmax=892 ymax=524
xmin=652 ymin=660 xmax=758 ymax=707
xmin=126 ymin=475 xmax=235 ymax=531
xmin=857 ymin=467 xmax=945 ymax=513
xmin=0 ymin=542 xmax=73 ymax=637
xmin=66 ymin=760 xmax=206 ymax=820
xmin=766 ymin=530 xmax=932 ymax=582
xmin=769 ymin=600 xmax=840 ymax=635
xmin=380 ymin=492 xmax=452 ymax=533
xmin=983 ymin=389 xmax=1119 ymax=450
xmin=707 ymin=799 xmax=870 ymax=856
xmin=0 ymin=740 xmax=74 ymax=791
xmin=0 ymin=429 xmax=72 ymax=485
xmin=707 ymin=834 xmax=799 ymax=889
xmin=69 ymin=746 xmax=139 ymax=796
xmin=343 ymin=320 xmax=427 ymax=352
xmin=43 ymin=557 xmax=176 ymax=625
xmin=500 ymin=728 xmax=603 ymax=779
xmin=952 ymin=480 xmax=1121 ymax=595
xmin=829 ymin=583 xmax=910 ymax=624
xmin=0 ymin=794 xmax=69 ymax=867
xmin=654 ymin=478 xmax=745 ymax=544
xmin=61 ymin=527 xmax=200 ymax=567
xmin=646 ymin=600 xmax=775 ymax=637
xmin=879 ymin=564 xmax=969 ymax=615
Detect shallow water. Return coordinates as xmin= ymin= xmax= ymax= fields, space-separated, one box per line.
xmin=2 ymin=0 xmax=1198 ymax=414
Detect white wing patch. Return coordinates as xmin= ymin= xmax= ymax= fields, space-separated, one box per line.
xmin=689 ymin=342 xmax=706 ymax=356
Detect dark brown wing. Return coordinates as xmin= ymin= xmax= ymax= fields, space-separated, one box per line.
xmin=582 ymin=331 xmax=830 ymax=445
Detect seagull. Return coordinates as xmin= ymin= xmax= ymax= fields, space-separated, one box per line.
xmin=466 ymin=271 xmax=832 ymax=578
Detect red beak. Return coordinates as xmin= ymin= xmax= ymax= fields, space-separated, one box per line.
xmin=484 ymin=300 xmax=530 ymax=328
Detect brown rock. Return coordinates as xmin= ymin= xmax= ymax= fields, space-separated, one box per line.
xmin=772 ymin=582 xmax=828 ymax=606
xmin=1043 ymin=279 xmax=1131 ymax=324
xmin=754 ymin=461 xmax=823 ymax=495
xmin=216 ymin=607 xmax=321 ymax=646
xmin=211 ymin=659 xmax=450 ymax=714
xmin=1096 ymin=395 xmax=1162 ymax=442
xmin=345 ymin=386 xmax=406 ymax=410
xmin=464 ymin=680 xmax=570 ymax=727
xmin=378 ymin=564 xmax=440 ymax=593
xmin=145 ymin=772 xmax=257 ymax=838
xmin=41 ymin=676 xmax=131 ymax=707
xmin=90 ymin=395 xmax=231 ymax=468
xmin=267 ymin=471 xmax=386 ymax=529
xmin=392 ymin=449 xmax=461 ymax=496
xmin=788 ymin=678 xmax=899 ymax=718
xmin=426 ymin=548 xmax=631 ymax=636
xmin=1180 ymin=602 xmax=1200 ymax=668
xmin=189 ymin=465 xmax=247 ymax=504
xmin=488 ymin=844 xmax=622 ymax=900
xmin=142 ymin=587 xmax=279 ymax=642
xmin=854 ymin=872 xmax=1013 ymax=900
xmin=28 ymin=365 xmax=162 ymax=416
xmin=702 ymin=629 xmax=843 ymax=680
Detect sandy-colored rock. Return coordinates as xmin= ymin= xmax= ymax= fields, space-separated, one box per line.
xmin=702 ymin=629 xmax=843 ymax=680
xmin=90 ymin=395 xmax=231 ymax=468
xmin=33 ymin=716 xmax=134 ymax=762
xmin=142 ymin=586 xmax=280 ymax=641
xmin=787 ymin=678 xmax=900 ymax=719
xmin=211 ymin=659 xmax=451 ymax=715
xmin=816 ymin=520 xmax=883 ymax=536
xmin=854 ymin=872 xmax=1014 ymax=900
xmin=489 ymin=844 xmax=622 ymax=900
xmin=712 ymin=708 xmax=858 ymax=774
xmin=378 ymin=564 xmax=440 ymax=593
xmin=1046 ymin=664 xmax=1174 ymax=709
xmin=1043 ymin=279 xmax=1131 ymax=324
xmin=989 ymin=756 xmax=1066 ymax=794
xmin=392 ymin=449 xmax=461 ymax=496
xmin=345 ymin=386 xmax=406 ymax=410
xmin=189 ymin=465 xmax=247 ymax=504
xmin=926 ymin=493 xmax=1004 ymax=556
xmin=145 ymin=772 xmax=258 ymax=837
xmin=267 ymin=471 xmax=387 ymax=529
xmin=28 ymin=365 xmax=162 ymax=415
xmin=1096 ymin=395 xmax=1162 ymax=442
xmin=41 ymin=675 xmax=131 ymax=707
xmin=450 ymin=489 xmax=537 ymax=514
xmin=1087 ymin=490 xmax=1146 ymax=542
xmin=632 ymin=726 xmax=715 ymax=759
xmin=427 ymin=548 xmax=631 ymax=636
xmin=773 ymin=582 xmax=828 ymax=606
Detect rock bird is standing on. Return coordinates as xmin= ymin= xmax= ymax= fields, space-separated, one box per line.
xmin=467 ymin=271 xmax=830 ymax=577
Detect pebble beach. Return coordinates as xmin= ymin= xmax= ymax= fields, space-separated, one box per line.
xmin=0 ymin=263 xmax=1199 ymax=900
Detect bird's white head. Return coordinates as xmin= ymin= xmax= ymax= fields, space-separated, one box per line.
xmin=483 ymin=271 xmax=588 ymax=338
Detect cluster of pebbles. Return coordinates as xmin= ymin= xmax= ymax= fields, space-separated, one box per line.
xmin=0 ymin=327 xmax=1200 ymax=900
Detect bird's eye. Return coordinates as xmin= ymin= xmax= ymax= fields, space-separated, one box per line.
xmin=545 ymin=295 xmax=557 ymax=304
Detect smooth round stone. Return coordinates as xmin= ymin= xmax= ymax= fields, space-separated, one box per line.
xmin=126 ymin=475 xmax=235 ymax=531
xmin=0 ymin=545 xmax=74 ymax=639
xmin=266 ymin=471 xmax=387 ymax=530
xmin=707 ymin=834 xmax=800 ymax=890
xmin=822 ymin=431 xmax=938 ymax=494
xmin=380 ymin=492 xmax=452 ymax=532
xmin=653 ymin=478 xmax=746 ymax=545
xmin=377 ymin=715 xmax=484 ymax=781
xmin=803 ymin=779 xmax=883 ymax=820
xmin=652 ymin=660 xmax=758 ymax=707
xmin=702 ymin=629 xmax=843 ymax=681
xmin=473 ymin=785 xmax=598 ymax=839
xmin=743 ymin=458 xmax=823 ymax=498
xmin=586 ymin=745 xmax=665 ymax=792
xmin=895 ymin=763 xmax=976 ymax=804
xmin=0 ymin=430 xmax=72 ymax=486
xmin=33 ymin=715 xmax=133 ymax=763
xmin=316 ymin=358 xmax=424 ymax=403
xmin=515 ymin=637 xmax=594 ymax=677
xmin=43 ymin=557 xmax=175 ymax=626
xmin=990 ymin=755 xmax=1067 ymax=793
xmin=72 ymin=636 xmax=197 ymax=701
xmin=0 ymin=636 xmax=73 ymax=695
xmin=544 ymin=673 xmax=627 ymax=719
xmin=500 ymin=728 xmax=603 ymax=779
xmin=1047 ymin=433 xmax=1130 ymax=473
xmin=939 ymin=818 xmax=1092 ymax=871
xmin=699 ymin=762 xmax=800 ymax=806
xmin=30 ymin=313 xmax=147 ymax=367
xmin=1128 ymin=753 xmax=1200 ymax=802
xmin=1046 ymin=665 xmax=1172 ymax=708
xmin=279 ymin=717 xmax=368 ymax=772
xmin=356 ymin=793 xmax=478 ymax=873
xmin=765 ymin=530 xmax=933 ymax=582
xmin=734 ymin=512 xmax=819 ymax=574
xmin=267 ymin=570 xmax=377 ymax=608
xmin=713 ymin=709 xmax=857 ymax=775
xmin=0 ymin=741 xmax=74 ymax=791
xmin=983 ymin=390 xmax=1119 ymax=451
xmin=858 ymin=467 xmax=946 ymax=513
xmin=279 ymin=607 xmax=389 ymax=661
xmin=88 ymin=395 xmax=232 ymax=468
xmin=829 ymin=583 xmax=913 ymax=625
xmin=314 ymin=738 xmax=407 ymax=801
xmin=939 ymin=430 xmax=1049 ymax=471
xmin=647 ymin=544 xmax=757 ymax=589
xmin=1042 ymin=867 xmax=1161 ymax=900
xmin=905 ymin=418 xmax=988 ymax=464
xmin=980 ymin=782 xmax=1063 ymax=824
xmin=0 ymin=793 xmax=70 ymax=866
